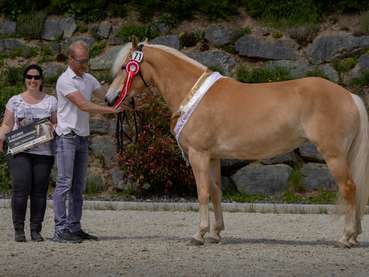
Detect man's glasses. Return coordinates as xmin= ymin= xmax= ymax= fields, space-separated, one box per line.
xmin=71 ymin=56 xmax=89 ymax=65
xmin=25 ymin=74 xmax=41 ymax=80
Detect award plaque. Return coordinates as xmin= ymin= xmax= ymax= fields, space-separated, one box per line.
xmin=6 ymin=118 xmax=54 ymax=155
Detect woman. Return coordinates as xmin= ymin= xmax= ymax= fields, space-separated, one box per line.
xmin=0 ymin=64 xmax=57 ymax=242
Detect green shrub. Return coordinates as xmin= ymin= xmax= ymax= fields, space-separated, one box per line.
xmin=236 ymin=65 xmax=291 ymax=83
xmin=305 ymin=68 xmax=329 ymax=79
xmin=245 ymin=0 xmax=320 ymax=26
xmin=333 ymin=57 xmax=357 ymax=74
xmin=118 ymin=92 xmax=195 ymax=197
xmin=351 ymin=70 xmax=369 ymax=87
xmin=16 ymin=11 xmax=47 ymax=39
xmin=90 ymin=41 xmax=106 ymax=58
xmin=116 ymin=24 xmax=158 ymax=41
xmin=359 ymin=10 xmax=369 ymax=34
xmin=287 ymin=169 xmax=305 ymax=193
xmin=0 ymin=154 xmax=11 ymax=193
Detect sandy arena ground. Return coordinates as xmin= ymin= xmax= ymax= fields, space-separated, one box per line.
xmin=1 ymin=208 xmax=369 ymax=277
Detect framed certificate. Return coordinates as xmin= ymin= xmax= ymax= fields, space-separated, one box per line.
xmin=6 ymin=118 xmax=54 ymax=155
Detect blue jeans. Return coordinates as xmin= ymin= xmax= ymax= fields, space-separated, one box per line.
xmin=53 ymin=134 xmax=88 ymax=234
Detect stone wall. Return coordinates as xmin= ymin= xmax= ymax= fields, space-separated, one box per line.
xmin=1 ymin=14 xmax=368 ymax=195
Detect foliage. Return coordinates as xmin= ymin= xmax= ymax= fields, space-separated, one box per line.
xmin=236 ymin=65 xmax=291 ymax=83
xmin=305 ymin=68 xmax=329 ymax=79
xmin=359 ymin=10 xmax=369 ymax=34
xmin=287 ymin=169 xmax=305 ymax=193
xmin=245 ymin=0 xmax=369 ymax=26
xmin=1 ymin=66 xmax=25 ymax=86
xmin=117 ymin=92 xmax=196 ymax=197
xmin=333 ymin=57 xmax=357 ymax=74
xmin=288 ymin=24 xmax=320 ymax=46
xmin=16 ymin=11 xmax=47 ymax=39
xmin=245 ymin=0 xmax=320 ymax=26
xmin=90 ymin=40 xmax=106 ymax=58
xmin=281 ymin=190 xmax=337 ymax=204
xmin=0 ymin=154 xmax=11 ymax=193
xmin=351 ymin=70 xmax=369 ymax=87
xmin=116 ymin=24 xmax=159 ymax=41
xmin=272 ymin=31 xmax=283 ymax=39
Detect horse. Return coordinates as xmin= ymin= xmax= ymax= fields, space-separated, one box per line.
xmin=105 ymin=39 xmax=369 ymax=248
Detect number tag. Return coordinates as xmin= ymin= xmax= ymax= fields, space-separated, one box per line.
xmin=132 ymin=51 xmax=143 ymax=63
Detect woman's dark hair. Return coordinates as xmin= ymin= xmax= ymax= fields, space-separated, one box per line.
xmin=23 ymin=64 xmax=43 ymax=91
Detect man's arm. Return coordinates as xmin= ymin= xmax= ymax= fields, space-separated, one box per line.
xmin=66 ymin=91 xmax=120 ymax=114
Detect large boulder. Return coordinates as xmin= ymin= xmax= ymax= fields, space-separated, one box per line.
xmin=90 ymin=45 xmax=122 ymax=71
xmin=235 ymin=35 xmax=298 ymax=60
xmin=186 ymin=49 xmax=236 ymax=75
xmin=204 ymin=24 xmax=240 ymax=47
xmin=42 ymin=16 xmax=76 ymax=40
xmin=0 ymin=18 xmax=16 ymax=35
xmin=307 ymin=34 xmax=369 ymax=64
xmin=231 ymin=163 xmax=292 ymax=195
xmin=151 ymin=35 xmax=180 ymax=50
xmin=301 ymin=163 xmax=336 ymax=190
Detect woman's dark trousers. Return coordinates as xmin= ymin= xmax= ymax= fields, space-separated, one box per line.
xmin=8 ymin=153 xmax=54 ymax=233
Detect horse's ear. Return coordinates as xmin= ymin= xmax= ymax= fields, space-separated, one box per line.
xmin=131 ymin=35 xmax=139 ymax=48
xmin=143 ymin=38 xmax=148 ymax=44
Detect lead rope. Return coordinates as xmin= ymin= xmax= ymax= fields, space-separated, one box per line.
xmin=115 ymin=98 xmax=139 ymax=153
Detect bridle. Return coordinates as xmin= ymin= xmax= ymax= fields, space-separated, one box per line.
xmin=113 ymin=44 xmax=150 ymax=153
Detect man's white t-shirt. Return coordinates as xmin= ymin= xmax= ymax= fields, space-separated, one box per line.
xmin=55 ymin=67 xmax=101 ymax=137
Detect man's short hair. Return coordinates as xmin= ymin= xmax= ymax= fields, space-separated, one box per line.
xmin=68 ymin=40 xmax=89 ymax=57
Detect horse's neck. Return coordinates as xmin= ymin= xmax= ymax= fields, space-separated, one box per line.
xmin=146 ymin=48 xmax=204 ymax=113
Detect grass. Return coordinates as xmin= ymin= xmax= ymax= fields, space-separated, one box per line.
xmin=236 ymin=65 xmax=291 ymax=83
xmin=351 ymin=70 xmax=369 ymax=88
xmin=224 ymin=190 xmax=337 ymax=204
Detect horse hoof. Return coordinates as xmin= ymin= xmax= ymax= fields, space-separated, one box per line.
xmin=189 ymin=237 xmax=204 ymax=246
xmin=348 ymin=237 xmax=360 ymax=247
xmin=336 ymin=239 xmax=351 ymax=249
xmin=206 ymin=236 xmax=221 ymax=244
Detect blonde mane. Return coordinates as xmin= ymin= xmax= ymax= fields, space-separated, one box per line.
xmin=112 ymin=42 xmax=207 ymax=77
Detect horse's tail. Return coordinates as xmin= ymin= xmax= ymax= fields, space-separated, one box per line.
xmin=348 ymin=94 xmax=369 ymax=218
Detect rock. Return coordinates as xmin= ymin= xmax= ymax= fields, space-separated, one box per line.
xmin=43 ymin=63 xmax=65 ymax=81
xmin=235 ymin=35 xmax=298 ymax=60
xmin=221 ymin=176 xmax=239 ymax=194
xmin=301 ymin=163 xmax=336 ymax=190
xmin=266 ymin=60 xmax=312 ymax=78
xmin=90 ymin=118 xmax=111 ymax=135
xmin=307 ymin=34 xmax=369 ymax=64
xmin=261 ymin=152 xmax=299 ymax=166
xmin=298 ymin=143 xmax=324 ymax=162
xmin=42 ymin=17 xmax=63 ymax=40
xmin=0 ymin=19 xmax=16 ymax=35
xmin=318 ymin=64 xmax=339 ymax=82
xmin=90 ymin=45 xmax=122 ymax=70
xmin=97 ymin=21 xmax=112 ymax=39
xmin=347 ymin=54 xmax=369 ymax=80
xmin=0 ymin=39 xmax=25 ymax=52
xmin=231 ymin=163 xmax=292 ymax=195
xmin=90 ymin=135 xmax=116 ymax=166
xmin=59 ymin=17 xmax=77 ymax=38
xmin=186 ymin=49 xmax=236 ymax=75
xmin=221 ymin=159 xmax=249 ymax=176
xmin=86 ymin=167 xmax=105 ymax=193
xmin=151 ymin=35 xmax=180 ymax=50
xmin=204 ymin=24 xmax=239 ymax=47
xmin=111 ymin=169 xmax=127 ymax=191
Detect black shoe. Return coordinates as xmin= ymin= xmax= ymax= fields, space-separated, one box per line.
xmin=31 ymin=231 xmax=44 ymax=242
xmin=51 ymin=230 xmax=82 ymax=243
xmin=15 ymin=230 xmax=26 ymax=242
xmin=72 ymin=229 xmax=98 ymax=241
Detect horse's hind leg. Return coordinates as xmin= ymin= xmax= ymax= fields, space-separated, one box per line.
xmin=208 ymin=159 xmax=224 ymax=243
xmin=188 ymin=149 xmax=211 ymax=245
xmin=324 ymin=156 xmax=358 ymax=247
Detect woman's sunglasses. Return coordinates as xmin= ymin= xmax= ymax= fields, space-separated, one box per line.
xmin=25 ymin=74 xmax=41 ymax=80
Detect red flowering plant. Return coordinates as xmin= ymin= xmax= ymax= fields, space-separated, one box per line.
xmin=117 ymin=91 xmax=196 ymax=197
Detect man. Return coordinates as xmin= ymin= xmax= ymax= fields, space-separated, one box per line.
xmin=52 ymin=40 xmax=120 ymax=243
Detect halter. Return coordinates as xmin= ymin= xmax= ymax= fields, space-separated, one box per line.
xmin=113 ymin=44 xmax=149 ymax=153
xmin=113 ymin=44 xmax=146 ymax=109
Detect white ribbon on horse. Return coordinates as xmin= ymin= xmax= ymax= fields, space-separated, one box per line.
xmin=174 ymin=71 xmax=223 ymax=159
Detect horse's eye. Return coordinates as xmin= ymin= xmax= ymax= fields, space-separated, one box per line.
xmin=121 ymin=65 xmax=126 ymax=70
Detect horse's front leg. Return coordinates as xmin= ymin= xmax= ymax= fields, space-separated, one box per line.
xmin=208 ymin=159 xmax=224 ymax=243
xmin=188 ymin=148 xmax=211 ymax=245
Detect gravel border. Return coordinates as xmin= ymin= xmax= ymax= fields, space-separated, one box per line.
xmin=1 ymin=199 xmax=368 ymax=214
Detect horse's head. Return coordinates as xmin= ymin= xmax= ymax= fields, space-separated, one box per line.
xmin=105 ymin=38 xmax=150 ymax=107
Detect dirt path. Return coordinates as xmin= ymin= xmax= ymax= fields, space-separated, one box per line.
xmin=1 ymin=208 xmax=369 ymax=277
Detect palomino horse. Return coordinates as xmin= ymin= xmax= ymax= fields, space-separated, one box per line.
xmin=105 ymin=40 xmax=369 ymax=247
